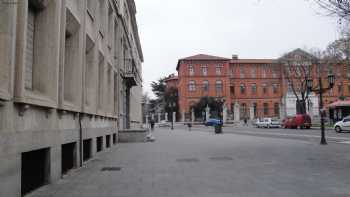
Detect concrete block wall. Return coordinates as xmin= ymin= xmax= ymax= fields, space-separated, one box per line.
xmin=0 ymin=0 xmax=143 ymax=196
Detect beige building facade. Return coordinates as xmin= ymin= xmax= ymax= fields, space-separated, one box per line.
xmin=0 ymin=0 xmax=143 ymax=196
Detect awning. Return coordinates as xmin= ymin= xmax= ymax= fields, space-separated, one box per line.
xmin=326 ymin=100 xmax=350 ymax=109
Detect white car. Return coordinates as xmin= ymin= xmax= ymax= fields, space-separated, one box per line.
xmin=256 ymin=118 xmax=281 ymax=128
xmin=158 ymin=120 xmax=171 ymax=127
xmin=334 ymin=116 xmax=350 ymax=133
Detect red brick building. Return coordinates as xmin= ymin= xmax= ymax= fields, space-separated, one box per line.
xmin=175 ymin=53 xmax=350 ymax=121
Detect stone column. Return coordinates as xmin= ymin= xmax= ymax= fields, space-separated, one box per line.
xmin=205 ymin=105 xmax=210 ymax=121
xmin=191 ymin=109 xmax=195 ymax=123
xmin=173 ymin=112 xmax=176 ymax=124
xmin=165 ymin=112 xmax=168 ymax=122
xmin=223 ymin=104 xmax=228 ymax=123
xmin=234 ymin=102 xmax=240 ymax=122
xmin=182 ymin=111 xmax=185 ymax=122
xmin=308 ymin=101 xmax=314 ymax=120
xmin=279 ymin=101 xmax=286 ymax=119
xmin=249 ymin=105 xmax=254 ymax=120
xmin=158 ymin=113 xmax=161 ymax=122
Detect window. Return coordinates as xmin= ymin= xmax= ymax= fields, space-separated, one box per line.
xmin=98 ymin=53 xmax=105 ymax=109
xmin=25 ymin=5 xmax=36 ymax=90
xmin=240 ymin=83 xmax=245 ymax=94
xmin=87 ymin=0 xmax=96 ymax=19
xmin=262 ymin=83 xmax=268 ymax=94
xmin=251 ymin=65 xmax=256 ymax=78
xmin=253 ymin=103 xmax=257 ymax=118
xmin=230 ymin=85 xmax=235 ymax=95
xmin=188 ymin=81 xmax=196 ymax=92
xmin=252 ymin=83 xmax=257 ymax=94
xmin=262 ymin=65 xmax=268 ymax=78
xmin=274 ymin=103 xmax=279 ymax=116
xmin=264 ymin=103 xmax=269 ymax=115
xmin=272 ymin=83 xmax=278 ymax=94
xmin=240 ymin=65 xmax=245 ymax=78
xmin=188 ymin=65 xmax=194 ymax=76
xmin=203 ymin=80 xmax=209 ymax=92
xmin=272 ymin=65 xmax=278 ymax=78
xmin=216 ymin=64 xmax=223 ymax=75
xmin=201 ymin=65 xmax=208 ymax=76
xmin=216 ymin=80 xmax=223 ymax=94
xmin=64 ymin=9 xmax=82 ymax=104
xmin=338 ymin=84 xmax=342 ymax=94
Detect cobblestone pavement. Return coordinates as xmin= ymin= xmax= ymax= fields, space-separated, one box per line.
xmin=28 ymin=128 xmax=350 ymax=197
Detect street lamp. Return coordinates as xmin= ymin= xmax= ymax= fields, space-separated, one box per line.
xmin=307 ymin=72 xmax=335 ymax=145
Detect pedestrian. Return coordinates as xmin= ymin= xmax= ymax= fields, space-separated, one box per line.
xmin=187 ymin=122 xmax=192 ymax=131
xmin=244 ymin=118 xmax=248 ymax=126
xmin=150 ymin=119 xmax=155 ymax=131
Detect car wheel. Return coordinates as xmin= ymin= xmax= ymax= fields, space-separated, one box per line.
xmin=335 ymin=126 xmax=342 ymax=133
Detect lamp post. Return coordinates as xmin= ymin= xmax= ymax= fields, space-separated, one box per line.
xmin=307 ymin=72 xmax=335 ymax=145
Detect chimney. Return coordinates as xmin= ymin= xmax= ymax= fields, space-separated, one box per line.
xmin=232 ymin=54 xmax=238 ymax=60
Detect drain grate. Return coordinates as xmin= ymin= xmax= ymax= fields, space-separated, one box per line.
xmin=101 ymin=167 xmax=122 ymax=172
xmin=176 ymin=158 xmax=199 ymax=163
xmin=209 ymin=156 xmax=233 ymax=161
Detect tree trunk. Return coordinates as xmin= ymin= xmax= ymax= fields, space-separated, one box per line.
xmin=296 ymin=100 xmax=307 ymax=114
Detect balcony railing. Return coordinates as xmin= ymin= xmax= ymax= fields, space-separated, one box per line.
xmin=122 ymin=58 xmax=139 ymax=87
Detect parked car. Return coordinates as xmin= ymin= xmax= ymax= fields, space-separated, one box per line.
xmin=158 ymin=120 xmax=171 ymax=127
xmin=295 ymin=114 xmax=311 ymax=129
xmin=283 ymin=114 xmax=311 ymax=129
xmin=334 ymin=116 xmax=350 ymax=133
xmin=205 ymin=119 xmax=223 ymax=126
xmin=256 ymin=118 xmax=281 ymax=128
xmin=282 ymin=117 xmax=297 ymax=129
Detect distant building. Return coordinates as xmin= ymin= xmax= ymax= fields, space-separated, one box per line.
xmin=176 ymin=52 xmax=349 ymax=121
xmin=0 ymin=0 xmax=143 ymax=196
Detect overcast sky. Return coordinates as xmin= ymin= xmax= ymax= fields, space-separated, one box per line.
xmin=134 ymin=0 xmax=341 ymax=98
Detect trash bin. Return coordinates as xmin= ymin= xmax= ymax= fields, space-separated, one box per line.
xmin=214 ymin=125 xmax=222 ymax=134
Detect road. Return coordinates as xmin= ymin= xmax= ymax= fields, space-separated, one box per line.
xmin=27 ymin=126 xmax=350 ymax=197
xmin=178 ymin=123 xmax=350 ymax=144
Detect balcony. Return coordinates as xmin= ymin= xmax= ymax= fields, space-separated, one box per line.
xmin=122 ymin=59 xmax=139 ymax=87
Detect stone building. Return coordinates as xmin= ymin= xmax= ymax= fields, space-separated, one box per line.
xmin=0 ymin=0 xmax=143 ymax=196
xmin=176 ymin=53 xmax=349 ymax=122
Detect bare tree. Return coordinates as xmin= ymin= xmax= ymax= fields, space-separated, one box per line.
xmin=313 ymin=0 xmax=350 ymax=22
xmin=279 ymin=49 xmax=317 ymax=114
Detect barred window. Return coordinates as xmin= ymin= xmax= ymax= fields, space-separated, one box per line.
xmin=240 ymin=83 xmax=245 ymax=94
xmin=264 ymin=103 xmax=269 ymax=115
xmin=216 ymin=80 xmax=223 ymax=94
xmin=188 ymin=80 xmax=196 ymax=91
xmin=188 ymin=65 xmax=194 ymax=76
xmin=252 ymin=83 xmax=257 ymax=94
xmin=203 ymin=80 xmax=209 ymax=92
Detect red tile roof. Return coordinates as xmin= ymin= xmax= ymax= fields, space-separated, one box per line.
xmin=180 ymin=54 xmax=230 ymax=61
xmin=177 ymin=54 xmax=230 ymax=70
xmin=230 ymin=59 xmax=278 ymax=64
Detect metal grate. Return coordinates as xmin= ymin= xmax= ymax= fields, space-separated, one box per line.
xmin=101 ymin=167 xmax=122 ymax=172
xmin=209 ymin=156 xmax=233 ymax=161
xmin=176 ymin=158 xmax=199 ymax=163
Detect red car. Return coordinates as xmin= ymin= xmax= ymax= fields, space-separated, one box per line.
xmin=295 ymin=114 xmax=311 ymax=129
xmin=283 ymin=114 xmax=311 ymax=129
xmin=282 ymin=117 xmax=297 ymax=129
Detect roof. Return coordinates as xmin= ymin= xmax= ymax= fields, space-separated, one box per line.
xmin=326 ymin=100 xmax=350 ymax=109
xmin=230 ymin=59 xmax=278 ymax=64
xmin=164 ymin=75 xmax=178 ymax=81
xmin=176 ymin=54 xmax=230 ymax=70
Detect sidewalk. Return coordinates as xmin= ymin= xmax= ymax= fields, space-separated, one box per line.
xmin=28 ymin=129 xmax=350 ymax=197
